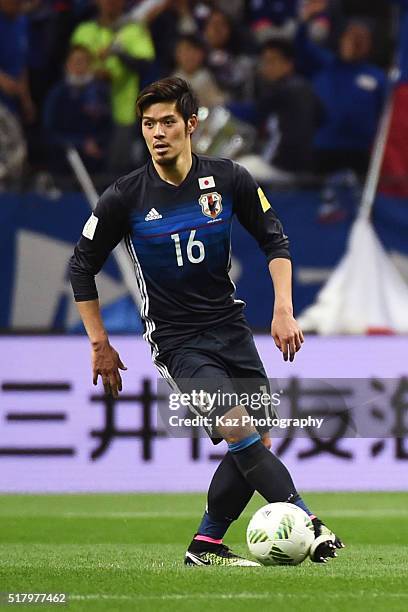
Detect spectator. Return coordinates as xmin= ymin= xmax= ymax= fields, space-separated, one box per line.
xmin=0 ymin=0 xmax=35 ymax=121
xmin=147 ymin=1 xmax=201 ymax=76
xmin=24 ymin=0 xmax=77 ymax=168
xmin=203 ymin=9 xmax=255 ymax=101
xmin=295 ymin=0 xmax=387 ymax=220
xmin=135 ymin=1 xmax=216 ymax=76
xmin=173 ymin=34 xmax=226 ymax=108
xmin=296 ymin=0 xmax=386 ymax=177
xmin=25 ymin=0 xmax=97 ymax=99
xmin=71 ymin=0 xmax=155 ymax=172
xmin=0 ymin=100 xmax=26 ymax=186
xmin=43 ymin=45 xmax=111 ymax=172
xmin=215 ymin=0 xmax=244 ymax=23
xmin=237 ymin=39 xmax=321 ymax=182
xmin=258 ymin=39 xmax=321 ymax=173
xmin=245 ymin=0 xmax=298 ymax=42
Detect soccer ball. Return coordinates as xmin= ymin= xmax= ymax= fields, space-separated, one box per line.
xmin=247 ymin=502 xmax=315 ymax=565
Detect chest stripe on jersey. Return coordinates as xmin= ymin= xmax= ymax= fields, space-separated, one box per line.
xmin=133 ymin=218 xmax=227 ymax=240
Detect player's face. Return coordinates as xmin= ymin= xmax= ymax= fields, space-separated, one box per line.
xmin=141 ymin=102 xmax=197 ymax=167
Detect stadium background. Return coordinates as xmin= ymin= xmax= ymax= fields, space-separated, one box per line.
xmin=0 ymin=1 xmax=407 ymax=609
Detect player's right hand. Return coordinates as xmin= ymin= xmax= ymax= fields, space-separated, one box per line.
xmin=91 ymin=340 xmax=127 ymax=398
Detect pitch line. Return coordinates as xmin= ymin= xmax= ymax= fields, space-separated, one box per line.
xmin=70 ymin=592 xmax=408 ymax=602
xmin=2 ymin=509 xmax=408 ymax=519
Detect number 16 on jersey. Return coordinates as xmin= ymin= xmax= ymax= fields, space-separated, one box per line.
xmin=171 ymin=230 xmax=205 ymax=267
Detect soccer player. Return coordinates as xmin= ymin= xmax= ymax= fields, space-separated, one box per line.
xmin=69 ymin=77 xmax=344 ymax=566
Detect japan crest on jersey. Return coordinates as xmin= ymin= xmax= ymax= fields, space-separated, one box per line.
xmin=198 ymin=191 xmax=222 ymax=219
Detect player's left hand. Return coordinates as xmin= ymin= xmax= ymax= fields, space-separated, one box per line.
xmin=271 ymin=312 xmax=304 ymax=362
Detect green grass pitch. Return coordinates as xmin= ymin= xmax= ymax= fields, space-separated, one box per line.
xmin=0 ymin=492 xmax=407 ymax=611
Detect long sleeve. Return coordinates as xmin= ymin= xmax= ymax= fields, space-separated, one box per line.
xmin=232 ymin=162 xmax=290 ymax=263
xmin=69 ymin=183 xmax=128 ymax=301
xmin=294 ymin=22 xmax=333 ymax=77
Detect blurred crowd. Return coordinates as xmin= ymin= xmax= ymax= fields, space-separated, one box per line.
xmin=0 ymin=0 xmax=394 ymax=209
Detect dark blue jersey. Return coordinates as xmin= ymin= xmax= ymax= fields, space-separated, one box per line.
xmin=69 ymin=155 xmax=290 ymax=355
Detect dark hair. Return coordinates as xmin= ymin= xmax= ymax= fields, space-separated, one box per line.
xmin=342 ymin=17 xmax=374 ymax=36
xmin=136 ymin=77 xmax=199 ymax=124
xmin=261 ymin=39 xmax=295 ymax=62
xmin=176 ymin=34 xmax=207 ymax=53
xmin=205 ymin=9 xmax=237 ymax=54
xmin=66 ymin=44 xmax=92 ymax=61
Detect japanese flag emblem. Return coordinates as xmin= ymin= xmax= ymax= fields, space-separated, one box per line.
xmin=199 ymin=192 xmax=223 ymax=219
xmin=198 ymin=175 xmax=215 ymax=189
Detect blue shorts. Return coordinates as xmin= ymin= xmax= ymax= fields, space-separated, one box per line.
xmin=158 ymin=316 xmax=276 ymax=444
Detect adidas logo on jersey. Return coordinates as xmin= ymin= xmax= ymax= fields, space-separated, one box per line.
xmin=145 ymin=208 xmax=162 ymax=221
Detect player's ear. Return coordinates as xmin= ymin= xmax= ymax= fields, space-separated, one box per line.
xmin=187 ymin=114 xmax=198 ymax=135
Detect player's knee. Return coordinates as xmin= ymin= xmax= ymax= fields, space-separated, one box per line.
xmin=215 ymin=405 xmax=257 ymax=444
xmin=221 ymin=427 xmax=255 ymax=445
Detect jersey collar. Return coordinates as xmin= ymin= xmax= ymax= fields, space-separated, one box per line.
xmin=148 ymin=154 xmax=198 ymax=190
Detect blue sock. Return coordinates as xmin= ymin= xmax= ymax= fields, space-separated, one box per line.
xmin=196 ymin=511 xmax=232 ymax=540
xmin=228 ymin=432 xmax=261 ymax=453
xmin=291 ymin=493 xmax=314 ymax=517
